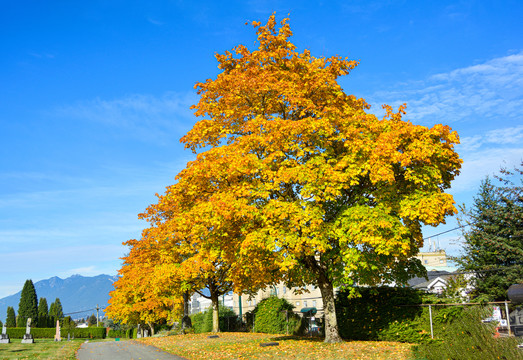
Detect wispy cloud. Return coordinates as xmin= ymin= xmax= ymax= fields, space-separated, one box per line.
xmin=367 ymin=52 xmax=523 ymax=125
xmin=53 ymin=92 xmax=198 ymax=144
xmin=0 ymin=244 xmax=124 ymax=296
xmin=147 ymin=17 xmax=164 ymax=26
xmin=28 ymin=52 xmax=55 ymax=59
xmin=364 ymin=52 xmax=523 ymax=197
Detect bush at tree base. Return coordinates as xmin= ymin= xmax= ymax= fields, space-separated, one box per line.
xmin=245 ymin=296 xmax=305 ymax=335
xmin=413 ymin=306 xmax=521 ymax=360
xmin=190 ymin=305 xmax=239 ymax=333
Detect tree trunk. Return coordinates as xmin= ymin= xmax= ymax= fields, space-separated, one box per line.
xmin=210 ymin=293 xmax=220 ymax=333
xmin=147 ymin=321 xmax=155 ymax=336
xmin=181 ymin=291 xmax=192 ymax=329
xmin=317 ymin=272 xmax=342 ymax=343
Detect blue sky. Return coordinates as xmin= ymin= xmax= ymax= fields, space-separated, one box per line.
xmin=0 ymin=1 xmax=521 ymax=299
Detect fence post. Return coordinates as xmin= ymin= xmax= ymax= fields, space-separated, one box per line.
xmin=286 ymin=311 xmax=289 ymax=335
xmin=429 ymin=305 xmax=434 ymax=339
xmin=504 ymin=301 xmax=512 ymax=336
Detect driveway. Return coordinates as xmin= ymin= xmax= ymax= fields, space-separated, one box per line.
xmin=76 ymin=340 xmax=187 ymax=360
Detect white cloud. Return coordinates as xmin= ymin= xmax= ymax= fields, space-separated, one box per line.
xmin=367 ymin=52 xmax=523 ymax=125
xmin=450 ymin=147 xmax=522 ymax=194
xmin=484 ymin=125 xmax=523 ymax=145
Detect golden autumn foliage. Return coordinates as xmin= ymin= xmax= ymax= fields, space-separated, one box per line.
xmin=109 ymin=14 xmax=461 ymax=343
xmin=106 ymin=237 xmax=184 ymax=331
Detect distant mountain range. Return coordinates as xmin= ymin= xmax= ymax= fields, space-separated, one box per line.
xmin=0 ymin=274 xmax=118 ymax=322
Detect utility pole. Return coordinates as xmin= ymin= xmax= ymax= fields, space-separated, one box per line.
xmin=96 ymin=304 xmax=100 ymax=327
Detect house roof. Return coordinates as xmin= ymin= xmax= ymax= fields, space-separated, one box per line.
xmin=408 ymin=270 xmax=452 ymax=287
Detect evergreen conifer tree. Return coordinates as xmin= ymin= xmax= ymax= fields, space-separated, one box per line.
xmin=49 ymin=298 xmax=64 ymax=320
xmin=5 ymin=307 xmax=16 ymax=327
xmin=18 ymin=279 xmax=38 ymax=327
xmin=456 ymin=164 xmax=523 ymax=300
xmin=48 ymin=301 xmax=56 ymax=327
xmin=38 ymin=297 xmax=48 ymax=328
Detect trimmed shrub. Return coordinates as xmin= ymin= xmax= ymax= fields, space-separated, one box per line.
xmin=190 ymin=312 xmax=206 ymax=333
xmin=248 ymin=296 xmax=304 ymax=335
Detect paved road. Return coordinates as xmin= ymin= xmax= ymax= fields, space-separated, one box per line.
xmin=76 ymin=340 xmax=187 ymax=360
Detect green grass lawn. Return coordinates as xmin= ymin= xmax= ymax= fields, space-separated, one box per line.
xmin=140 ymin=332 xmax=413 ymax=360
xmin=0 ymin=339 xmax=84 ymax=360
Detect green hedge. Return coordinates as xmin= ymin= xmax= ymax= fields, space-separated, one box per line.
xmin=335 ymin=287 xmax=427 ymax=342
xmin=6 ymin=328 xmax=54 ymax=339
xmin=107 ymin=329 xmax=127 ymax=338
xmin=8 ymin=327 xmax=105 ymax=339
xmin=5 ymin=327 xmax=104 ymax=339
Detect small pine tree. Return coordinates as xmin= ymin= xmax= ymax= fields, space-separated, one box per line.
xmin=18 ymin=279 xmax=38 ymax=327
xmin=49 ymin=298 xmax=64 ymax=319
xmin=48 ymin=301 xmax=56 ymax=327
xmin=5 ymin=307 xmax=16 ymax=327
xmin=88 ymin=314 xmax=97 ymax=327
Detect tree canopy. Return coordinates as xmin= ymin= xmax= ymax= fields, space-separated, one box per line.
xmin=174 ymin=14 xmax=461 ymax=342
xmin=108 ymin=14 xmax=461 ymax=342
xmin=456 ymin=164 xmax=522 ymax=301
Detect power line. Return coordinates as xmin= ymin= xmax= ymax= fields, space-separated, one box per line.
xmin=423 ymin=221 xmax=476 ymax=241
xmin=64 ymin=306 xmax=108 ymax=317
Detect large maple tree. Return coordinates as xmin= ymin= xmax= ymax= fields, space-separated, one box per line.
xmin=175 ymin=15 xmax=462 ymax=342
xmin=106 ymin=237 xmax=184 ymax=334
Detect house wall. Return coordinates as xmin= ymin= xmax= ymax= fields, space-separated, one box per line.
xmin=415 ymin=250 xmax=447 ymax=267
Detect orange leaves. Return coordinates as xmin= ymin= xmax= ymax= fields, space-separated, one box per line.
xmin=139 ymin=332 xmax=414 ymax=360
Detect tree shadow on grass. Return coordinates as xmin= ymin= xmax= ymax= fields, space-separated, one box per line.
xmin=270 ymin=335 xmax=324 ymax=342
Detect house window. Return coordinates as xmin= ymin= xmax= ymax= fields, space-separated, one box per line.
xmin=440 ymin=259 xmax=444 ymax=263
xmin=253 ymin=299 xmax=256 ymax=306
xmin=424 ymin=260 xmax=428 ymax=264
xmin=312 ymin=300 xmax=316 ymax=307
xmin=296 ymin=301 xmax=300 ymax=306
xmin=304 ymin=301 xmax=308 ymax=307
xmin=283 ymin=287 xmax=286 ymax=294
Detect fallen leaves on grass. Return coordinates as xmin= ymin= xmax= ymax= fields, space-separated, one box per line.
xmin=139 ymin=333 xmax=412 ymax=360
